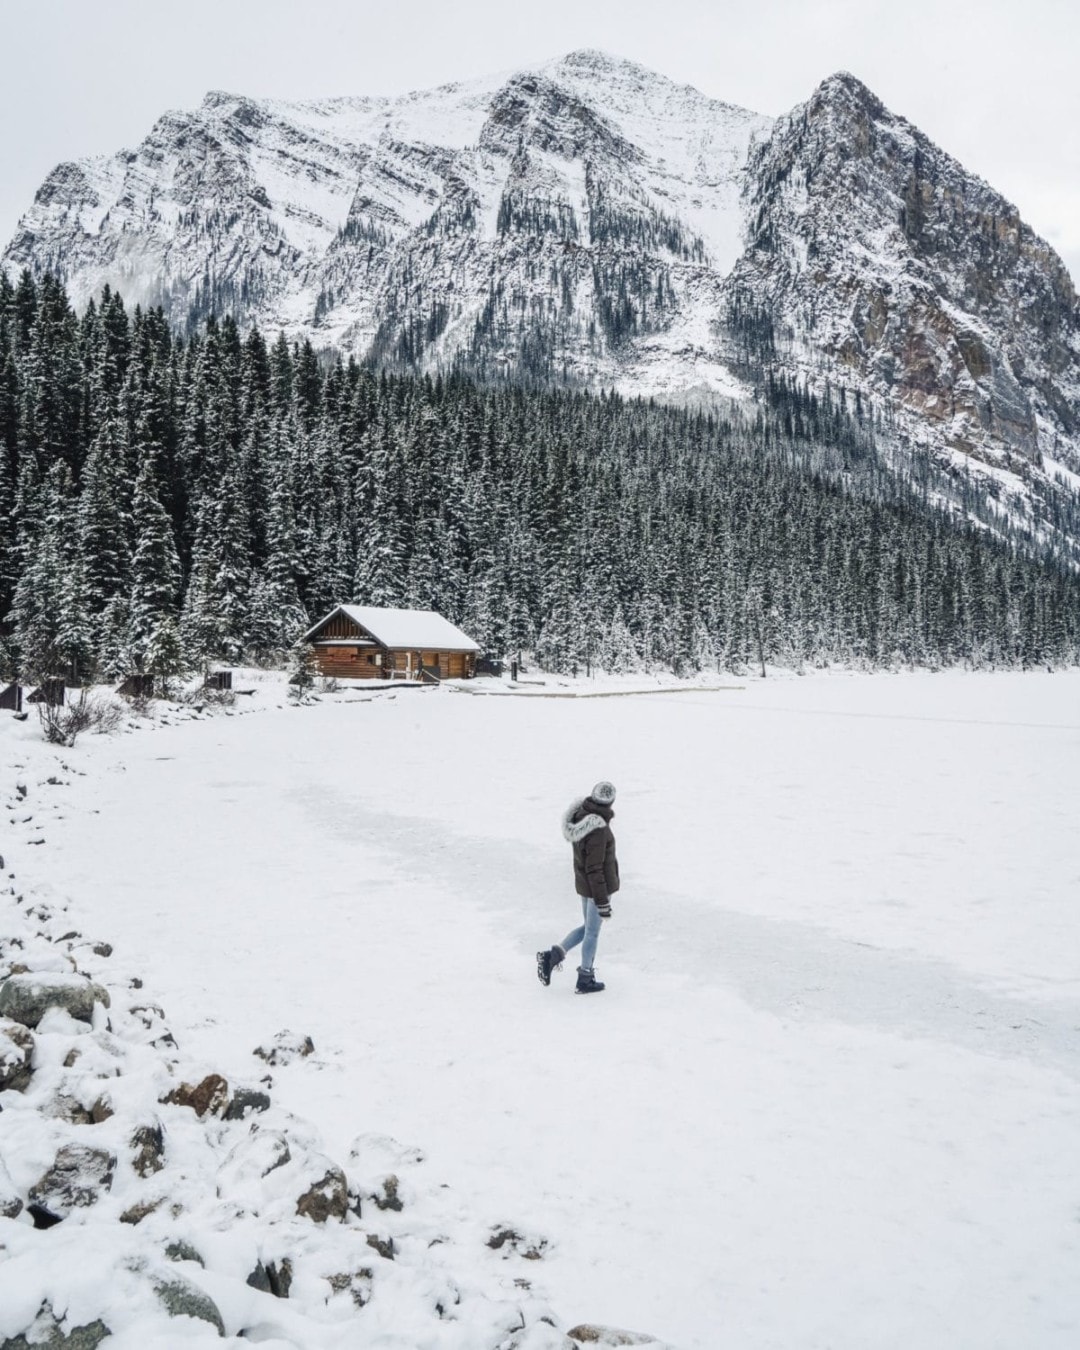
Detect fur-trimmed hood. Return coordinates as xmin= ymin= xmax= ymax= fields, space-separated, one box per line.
xmin=562 ymin=798 xmax=614 ymax=843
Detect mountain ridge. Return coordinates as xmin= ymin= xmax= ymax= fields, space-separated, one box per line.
xmin=5 ymin=50 xmax=1080 ymax=553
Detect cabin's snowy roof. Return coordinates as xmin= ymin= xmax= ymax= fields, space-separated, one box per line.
xmin=304 ymin=605 xmax=480 ymax=652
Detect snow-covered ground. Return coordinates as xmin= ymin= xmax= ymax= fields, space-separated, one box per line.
xmin=3 ymin=669 xmax=1079 ymax=1348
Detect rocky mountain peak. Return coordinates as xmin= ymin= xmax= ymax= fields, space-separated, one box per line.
xmin=3 ymin=52 xmax=1078 ymax=550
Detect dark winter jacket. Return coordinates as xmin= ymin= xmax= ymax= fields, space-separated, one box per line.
xmin=562 ymin=797 xmax=620 ymax=905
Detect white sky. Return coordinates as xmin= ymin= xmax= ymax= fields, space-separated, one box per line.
xmin=1 ymin=0 xmax=1078 ymax=285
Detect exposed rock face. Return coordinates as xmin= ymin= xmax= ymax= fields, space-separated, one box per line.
xmin=0 ymin=973 xmax=110 ymax=1028
xmin=731 ymin=73 xmax=1080 ymax=477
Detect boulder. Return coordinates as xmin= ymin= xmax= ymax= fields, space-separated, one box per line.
xmin=217 ymin=1129 xmax=291 ymax=1203
xmin=325 ymin=1267 xmax=373 ymax=1308
xmin=370 ymin=1173 xmax=404 ymax=1212
xmin=0 ymin=1153 xmax=22 ymax=1219
xmin=0 ymin=1303 xmax=111 ymax=1348
xmin=119 ymin=1197 xmax=163 ymax=1225
xmin=47 ymin=1094 xmax=94 ymax=1125
xmin=152 ymin=1274 xmax=226 ymax=1336
xmin=127 ymin=1004 xmax=176 ymax=1049
xmin=295 ymin=1165 xmax=349 ymax=1224
xmin=246 ymin=1257 xmax=292 ymax=1298
xmin=130 ymin=1123 xmax=166 ymax=1177
xmin=164 ymin=1239 xmax=204 ymax=1266
xmin=223 ymin=1086 xmax=271 ymax=1120
xmin=567 ymin=1328 xmax=663 ymax=1347
xmin=163 ymin=1073 xmax=228 ymax=1117
xmin=0 ymin=1019 xmax=34 ymax=1091
xmin=253 ymin=1030 xmax=314 ymax=1066
xmin=0 ymin=973 xmax=109 ymax=1028
xmin=487 ymin=1225 xmax=548 ymax=1260
xmin=28 ymin=1144 xmax=116 ymax=1219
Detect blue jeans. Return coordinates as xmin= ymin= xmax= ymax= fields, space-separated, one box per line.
xmin=560 ymin=897 xmax=602 ymax=972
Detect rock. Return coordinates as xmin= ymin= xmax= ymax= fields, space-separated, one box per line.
xmin=0 ymin=973 xmax=109 ymax=1028
xmin=370 ymin=1173 xmax=404 ymax=1211
xmin=217 ymin=1129 xmax=291 ymax=1200
xmin=325 ymin=1267 xmax=373 ymax=1308
xmin=130 ymin=1123 xmax=166 ymax=1177
xmin=246 ymin=1257 xmax=292 ymax=1298
xmin=163 ymin=1073 xmax=229 ymax=1117
xmin=91 ymin=943 xmax=113 ymax=958
xmin=90 ymin=1095 xmax=114 ymax=1123
xmin=0 ymin=1303 xmax=111 ymax=1348
xmin=567 ymin=1327 xmax=661 ymax=1346
xmin=120 ymin=1197 xmax=163 ymax=1225
xmin=223 ymin=1086 xmax=271 ymax=1120
xmin=295 ymin=1165 xmax=349 ymax=1224
xmin=253 ymin=1030 xmax=314 ymax=1066
xmin=28 ymin=1144 xmax=116 ymax=1219
xmin=128 ymin=1004 xmax=177 ymax=1049
xmin=164 ymin=1239 xmax=204 ymax=1266
xmin=48 ymin=1094 xmax=94 ymax=1125
xmin=0 ymin=1153 xmax=22 ymax=1218
xmin=366 ymin=1234 xmax=395 ymax=1260
xmin=488 ymin=1226 xmax=548 ymax=1260
xmin=0 ymin=1019 xmax=34 ymax=1091
xmin=152 ymin=1274 xmax=226 ymax=1336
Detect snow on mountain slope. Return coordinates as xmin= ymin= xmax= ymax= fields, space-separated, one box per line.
xmin=2 ymin=51 xmax=771 ymax=394
xmin=4 ymin=52 xmax=1080 ymax=538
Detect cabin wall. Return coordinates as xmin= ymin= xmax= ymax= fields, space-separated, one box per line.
xmin=388 ymin=650 xmax=476 ymax=679
xmin=313 ymin=646 xmax=387 ymax=679
xmin=309 ymin=635 xmax=477 ymax=681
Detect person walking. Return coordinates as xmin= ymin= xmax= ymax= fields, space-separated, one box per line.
xmin=537 ymin=780 xmax=619 ymax=994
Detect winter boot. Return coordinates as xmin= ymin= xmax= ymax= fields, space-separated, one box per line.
xmin=575 ymin=966 xmax=605 ymax=995
xmin=536 ymin=944 xmax=565 ymax=987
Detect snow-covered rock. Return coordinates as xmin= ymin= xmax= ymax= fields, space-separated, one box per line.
xmin=0 ymin=973 xmax=110 ymax=1029
xmin=0 ymin=1019 xmax=34 ymax=1092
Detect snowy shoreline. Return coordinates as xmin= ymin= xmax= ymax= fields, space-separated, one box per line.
xmin=1 ymin=680 xmax=676 ymax=1349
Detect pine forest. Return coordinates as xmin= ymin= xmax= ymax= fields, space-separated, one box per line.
xmin=1 ymin=270 xmax=1079 ymax=686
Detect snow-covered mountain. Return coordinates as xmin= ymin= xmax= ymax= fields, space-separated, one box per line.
xmin=5 ymin=50 xmax=1080 ymax=530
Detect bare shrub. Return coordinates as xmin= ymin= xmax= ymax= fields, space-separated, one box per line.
xmin=172 ymin=684 xmax=236 ymax=712
xmin=39 ymin=691 xmax=125 ymax=746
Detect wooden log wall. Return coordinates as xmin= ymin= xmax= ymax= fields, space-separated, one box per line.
xmin=314 ymin=645 xmax=476 ymax=681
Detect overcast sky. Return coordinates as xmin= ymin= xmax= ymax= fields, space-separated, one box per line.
xmin=2 ymin=0 xmax=1077 ymax=283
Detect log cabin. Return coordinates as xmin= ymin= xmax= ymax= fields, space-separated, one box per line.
xmin=302 ymin=605 xmax=481 ymax=681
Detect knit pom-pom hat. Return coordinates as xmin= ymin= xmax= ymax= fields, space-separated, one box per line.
xmin=591 ymin=780 xmax=616 ymax=805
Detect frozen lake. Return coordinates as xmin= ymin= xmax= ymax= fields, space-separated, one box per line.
xmin=11 ymin=669 xmax=1080 ymax=1349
